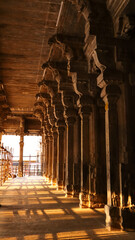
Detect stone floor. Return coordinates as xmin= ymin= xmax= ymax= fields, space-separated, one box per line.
xmin=0 ymin=176 xmax=135 ymax=240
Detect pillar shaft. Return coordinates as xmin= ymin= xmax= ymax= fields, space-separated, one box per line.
xmin=79 ymin=106 xmax=92 ymax=208
xmin=41 ymin=132 xmax=45 ymax=176
xmin=74 ymin=116 xmax=81 ymax=196
xmin=18 ymin=135 xmax=24 ymax=177
xmin=52 ymin=130 xmax=58 ymax=184
xmin=65 ymin=117 xmax=76 ymax=197
xmin=101 ymin=84 xmax=121 ymax=229
xmin=45 ymin=137 xmax=49 ymax=178
xmin=49 ymin=135 xmax=53 ymax=182
xmin=57 ymin=125 xmax=65 ymax=190
xmin=96 ymin=100 xmax=107 ymax=206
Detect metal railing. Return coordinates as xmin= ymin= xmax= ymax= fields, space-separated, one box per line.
xmin=0 ymin=146 xmax=13 ymax=186
xmin=12 ymin=155 xmax=41 ymax=177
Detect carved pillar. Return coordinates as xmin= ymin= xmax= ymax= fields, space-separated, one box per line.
xmin=61 ymin=91 xmax=78 ymax=197
xmin=96 ymin=99 xmax=107 ymax=206
xmin=101 ymin=83 xmax=121 ymax=229
xmin=74 ymin=115 xmax=81 ymax=196
xmin=65 ymin=115 xmax=76 ymax=197
xmin=47 ymin=105 xmax=58 ymax=184
xmin=18 ymin=134 xmax=24 ymax=177
xmin=41 ymin=128 xmax=46 ymax=176
xmin=0 ymin=132 xmax=2 ymax=146
xmin=0 ymin=118 xmax=5 ymax=147
xmin=52 ymin=127 xmax=58 ymax=184
xmin=45 ymin=135 xmax=49 ymax=179
xmin=48 ymin=133 xmax=53 ymax=182
xmin=78 ymin=98 xmax=92 ymax=208
xmin=57 ymin=120 xmax=65 ymax=190
xmin=53 ymin=94 xmax=65 ymax=190
xmin=18 ymin=118 xmax=24 ymax=177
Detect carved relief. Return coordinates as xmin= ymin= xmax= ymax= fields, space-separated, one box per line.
xmin=118 ymin=15 xmax=135 ymax=39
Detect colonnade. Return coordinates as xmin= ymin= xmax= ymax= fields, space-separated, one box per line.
xmin=33 ymin=33 xmax=118 ymax=229
xmin=31 ymin=0 xmax=135 ymax=230
xmin=33 ymin=26 xmax=135 ymax=229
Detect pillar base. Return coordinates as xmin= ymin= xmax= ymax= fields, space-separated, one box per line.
xmin=79 ymin=192 xmax=105 ymax=208
xmin=90 ymin=194 xmax=106 ymax=208
xmin=79 ymin=192 xmax=91 ymax=208
xmin=18 ymin=172 xmax=23 ymax=177
xmin=65 ymin=184 xmax=74 ymax=198
xmin=45 ymin=176 xmax=49 ymax=182
xmin=73 ymin=185 xmax=80 ymax=197
xmin=49 ymin=176 xmax=53 ymax=184
xmin=122 ymin=207 xmax=135 ymax=230
xmin=52 ymin=177 xmax=57 ymax=186
xmin=57 ymin=180 xmax=64 ymax=190
xmin=104 ymin=205 xmax=122 ymax=230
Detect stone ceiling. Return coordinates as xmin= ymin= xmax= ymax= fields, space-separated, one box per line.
xmin=0 ymin=0 xmax=62 ymax=134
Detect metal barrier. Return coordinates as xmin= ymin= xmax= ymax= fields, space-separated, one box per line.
xmin=0 ymin=151 xmax=41 ymax=183
xmin=0 ymin=146 xmax=13 ymax=186
xmin=12 ymin=155 xmax=41 ymax=177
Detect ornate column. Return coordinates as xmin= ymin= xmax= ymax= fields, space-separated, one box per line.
xmin=47 ymin=105 xmax=58 ymax=184
xmin=41 ymin=127 xmax=46 ymax=176
xmin=65 ymin=113 xmax=76 ymax=197
xmin=18 ymin=118 xmax=24 ymax=177
xmin=78 ymin=97 xmax=92 ymax=207
xmin=48 ymin=132 xmax=53 ymax=182
xmin=62 ymin=92 xmax=77 ymax=197
xmin=44 ymin=107 xmax=51 ymax=180
xmin=57 ymin=122 xmax=65 ymax=189
xmin=54 ymin=101 xmax=65 ymax=190
xmin=96 ymin=98 xmax=107 ymax=206
xmin=52 ymin=126 xmax=58 ymax=184
xmin=45 ymin=121 xmax=51 ymax=180
xmin=74 ymin=115 xmax=81 ymax=196
xmin=101 ymin=83 xmax=121 ymax=229
xmin=0 ymin=118 xmax=4 ymax=146
xmin=45 ymin=134 xmax=49 ymax=179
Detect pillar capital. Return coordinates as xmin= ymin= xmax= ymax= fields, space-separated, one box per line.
xmin=101 ymin=83 xmax=121 ymax=105
xmin=64 ymin=107 xmax=77 ymax=124
xmin=54 ymin=104 xmax=64 ymax=120
xmin=61 ymin=91 xmax=78 ymax=109
xmin=57 ymin=120 xmax=66 ymax=133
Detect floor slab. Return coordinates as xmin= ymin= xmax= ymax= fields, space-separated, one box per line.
xmin=0 ymin=176 xmax=135 ymax=240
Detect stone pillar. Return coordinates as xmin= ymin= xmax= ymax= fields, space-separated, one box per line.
xmin=48 ymin=134 xmax=53 ymax=182
xmin=0 ymin=118 xmax=5 ymax=147
xmin=43 ymin=140 xmax=46 ymax=176
xmin=18 ymin=134 xmax=24 ymax=177
xmin=74 ymin=115 xmax=81 ymax=196
xmin=53 ymin=97 xmax=65 ymax=190
xmin=101 ymin=83 xmax=121 ymax=229
xmin=57 ymin=121 xmax=65 ymax=190
xmin=65 ymin=116 xmax=76 ymax=197
xmin=45 ymin=135 xmax=49 ymax=179
xmin=0 ymin=132 xmax=3 ymax=146
xmin=18 ymin=118 xmax=24 ymax=177
xmin=79 ymin=102 xmax=92 ymax=208
xmin=96 ymin=99 xmax=107 ymax=206
xmin=41 ymin=129 xmax=46 ymax=176
xmin=52 ymin=127 xmax=58 ymax=184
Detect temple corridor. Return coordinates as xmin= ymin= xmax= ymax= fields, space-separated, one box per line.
xmin=0 ymin=177 xmax=135 ymax=240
